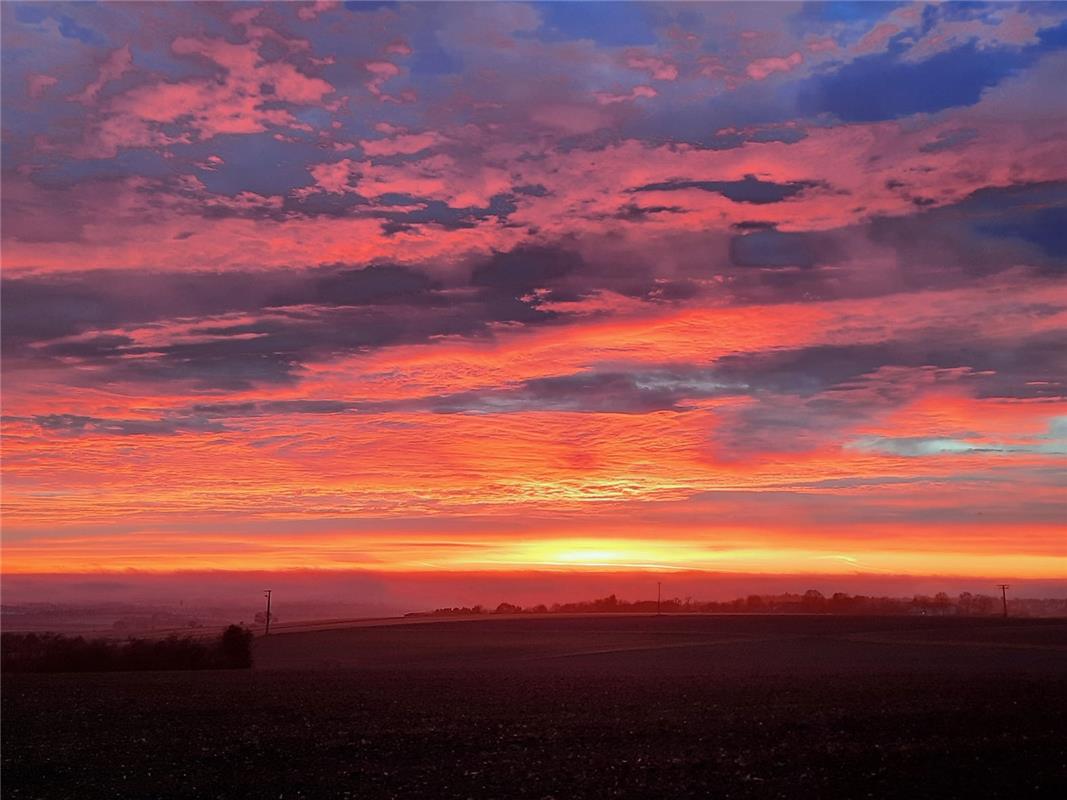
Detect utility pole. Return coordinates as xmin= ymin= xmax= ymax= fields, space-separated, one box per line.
xmin=996 ymin=584 xmax=1010 ymax=618
xmin=263 ymin=589 xmax=272 ymax=635
xmin=657 ymin=581 xmax=662 ymax=616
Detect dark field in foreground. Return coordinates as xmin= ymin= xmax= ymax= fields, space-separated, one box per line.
xmin=5 ymin=615 xmax=1067 ymax=799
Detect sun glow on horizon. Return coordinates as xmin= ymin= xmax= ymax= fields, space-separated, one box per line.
xmin=453 ymin=538 xmax=1067 ymax=579
xmin=3 ymin=531 xmax=1063 ymax=581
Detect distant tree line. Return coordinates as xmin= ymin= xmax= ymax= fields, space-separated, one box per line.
xmin=412 ymin=591 xmax=1067 ymax=618
xmin=1 ymin=625 xmax=254 ymax=673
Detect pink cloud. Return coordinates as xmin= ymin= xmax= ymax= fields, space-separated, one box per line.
xmin=745 ymin=51 xmax=803 ymax=81
xmin=360 ymin=131 xmax=447 ymax=156
xmin=697 ymin=55 xmax=730 ymax=81
xmin=229 ymin=7 xmax=262 ymax=27
xmin=297 ymin=1 xmax=339 ymax=22
xmin=26 ymin=74 xmax=58 ymax=99
xmin=385 ymin=39 xmax=413 ymax=56
xmin=68 ymin=44 xmax=132 ymax=105
xmin=84 ymin=115 xmax=189 ymax=157
xmin=308 ymin=159 xmax=357 ymax=194
xmin=231 ymin=6 xmax=310 ymax=51
xmin=13 ymin=92 xmax=1065 ymax=275
xmin=904 ymin=7 xmax=1047 ymax=62
xmin=855 ymin=23 xmax=901 ymax=55
xmin=195 ymin=155 xmax=225 ymax=171
xmin=82 ymin=34 xmax=334 ymax=153
xmin=806 ymin=36 xmax=838 ymax=53
xmin=594 ymin=85 xmax=657 ymax=105
xmin=365 ymin=61 xmax=399 ymax=87
xmin=624 ymin=51 xmax=679 ymax=81
xmin=301 ymin=153 xmax=512 ymax=208
xmin=11 ymin=48 xmax=1067 ymax=276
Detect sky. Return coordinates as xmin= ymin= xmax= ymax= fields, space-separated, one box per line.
xmin=2 ymin=1 xmax=1066 ymax=605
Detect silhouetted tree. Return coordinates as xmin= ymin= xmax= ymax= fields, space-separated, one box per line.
xmin=2 ymin=626 xmax=255 ymax=673
xmin=220 ymin=625 xmax=254 ymax=668
xmin=958 ymin=592 xmax=974 ymax=615
xmin=593 ymin=594 xmax=619 ymax=611
xmin=829 ymin=592 xmax=853 ymax=612
xmin=971 ymin=594 xmax=997 ymax=615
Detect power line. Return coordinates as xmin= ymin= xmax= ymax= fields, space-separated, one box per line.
xmin=995 ymin=584 xmax=1010 ymax=618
